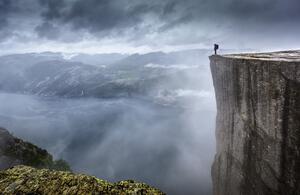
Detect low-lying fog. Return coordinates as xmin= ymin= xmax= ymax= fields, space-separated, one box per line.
xmin=0 ymin=50 xmax=216 ymax=195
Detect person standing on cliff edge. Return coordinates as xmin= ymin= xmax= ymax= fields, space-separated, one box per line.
xmin=214 ymin=44 xmax=219 ymax=55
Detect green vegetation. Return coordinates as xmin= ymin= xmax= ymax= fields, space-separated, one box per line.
xmin=51 ymin=159 xmax=72 ymax=172
xmin=0 ymin=166 xmax=165 ymax=194
xmin=0 ymin=129 xmax=164 ymax=194
xmin=3 ymin=133 xmax=71 ymax=172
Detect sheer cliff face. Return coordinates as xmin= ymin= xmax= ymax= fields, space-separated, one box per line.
xmin=210 ymin=51 xmax=300 ymax=195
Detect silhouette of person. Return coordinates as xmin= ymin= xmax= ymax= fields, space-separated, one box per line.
xmin=214 ymin=44 xmax=219 ymax=55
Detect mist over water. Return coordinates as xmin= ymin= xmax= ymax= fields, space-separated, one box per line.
xmin=0 ymin=0 xmax=298 ymax=194
xmin=0 ymin=50 xmax=216 ymax=194
xmin=0 ymin=90 xmax=215 ymax=194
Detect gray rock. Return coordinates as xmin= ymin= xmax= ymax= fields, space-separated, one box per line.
xmin=210 ymin=51 xmax=300 ymax=195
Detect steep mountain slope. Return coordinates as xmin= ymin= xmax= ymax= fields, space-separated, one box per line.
xmin=0 ymin=127 xmax=70 ymax=171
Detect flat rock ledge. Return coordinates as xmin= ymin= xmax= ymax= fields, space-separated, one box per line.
xmin=221 ymin=50 xmax=300 ymax=62
xmin=0 ymin=165 xmax=165 ymax=195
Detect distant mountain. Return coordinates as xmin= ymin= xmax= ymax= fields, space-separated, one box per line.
xmin=109 ymin=49 xmax=211 ymax=70
xmin=0 ymin=52 xmax=64 ymax=92
xmin=0 ymin=58 xmax=163 ymax=98
xmin=69 ymin=53 xmax=128 ymax=67
xmin=23 ymin=60 xmax=106 ymax=97
xmin=0 ymin=52 xmax=63 ymax=74
xmin=0 ymin=49 xmax=211 ymax=98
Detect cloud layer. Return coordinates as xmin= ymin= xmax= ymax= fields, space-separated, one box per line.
xmin=0 ymin=0 xmax=300 ymax=53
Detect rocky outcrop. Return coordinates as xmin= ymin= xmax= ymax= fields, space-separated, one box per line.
xmin=0 ymin=166 xmax=164 ymax=194
xmin=0 ymin=128 xmax=164 ymax=194
xmin=0 ymin=127 xmax=70 ymax=171
xmin=210 ymin=51 xmax=300 ymax=195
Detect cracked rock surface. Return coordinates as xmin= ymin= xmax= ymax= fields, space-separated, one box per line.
xmin=210 ymin=51 xmax=300 ymax=195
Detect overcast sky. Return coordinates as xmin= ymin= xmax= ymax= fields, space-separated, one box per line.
xmin=0 ymin=0 xmax=300 ymax=54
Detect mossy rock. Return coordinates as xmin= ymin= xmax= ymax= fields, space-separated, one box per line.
xmin=0 ymin=166 xmax=165 ymax=195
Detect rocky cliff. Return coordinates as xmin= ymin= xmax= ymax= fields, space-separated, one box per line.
xmin=0 ymin=127 xmax=70 ymax=171
xmin=210 ymin=51 xmax=300 ymax=195
xmin=0 ymin=128 xmax=164 ymax=194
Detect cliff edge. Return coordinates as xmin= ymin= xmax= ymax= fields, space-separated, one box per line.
xmin=210 ymin=51 xmax=300 ymax=195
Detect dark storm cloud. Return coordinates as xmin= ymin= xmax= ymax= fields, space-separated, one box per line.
xmin=0 ymin=0 xmax=11 ymax=28
xmin=34 ymin=0 xmax=300 ymax=42
xmin=0 ymin=0 xmax=15 ymax=40
xmin=0 ymin=0 xmax=41 ymax=41
xmin=36 ymin=0 xmax=165 ymax=38
xmin=38 ymin=0 xmax=299 ymax=25
xmin=0 ymin=0 xmax=38 ymax=26
xmin=35 ymin=22 xmax=61 ymax=39
xmin=0 ymin=0 xmax=300 ymax=46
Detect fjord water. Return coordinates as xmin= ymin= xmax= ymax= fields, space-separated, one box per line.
xmin=0 ymin=91 xmax=215 ymax=194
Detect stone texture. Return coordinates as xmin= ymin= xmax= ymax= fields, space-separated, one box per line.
xmin=210 ymin=51 xmax=300 ymax=195
xmin=0 ymin=165 xmax=165 ymax=194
